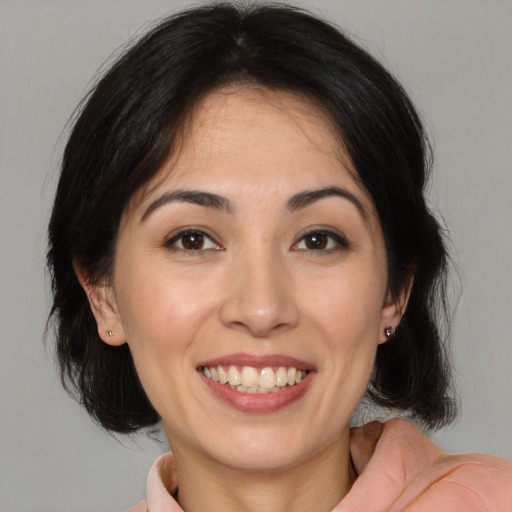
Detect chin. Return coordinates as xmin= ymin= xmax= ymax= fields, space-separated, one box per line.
xmin=202 ymin=423 xmax=340 ymax=474
xmin=215 ymin=442 xmax=311 ymax=473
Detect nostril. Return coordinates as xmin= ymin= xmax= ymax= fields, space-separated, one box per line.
xmin=227 ymin=319 xmax=295 ymax=338
xmin=229 ymin=321 xmax=249 ymax=332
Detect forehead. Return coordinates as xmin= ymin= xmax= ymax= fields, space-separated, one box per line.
xmin=135 ymin=86 xmax=374 ymax=214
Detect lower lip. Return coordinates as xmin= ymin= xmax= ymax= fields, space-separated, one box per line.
xmin=199 ymin=372 xmax=313 ymax=413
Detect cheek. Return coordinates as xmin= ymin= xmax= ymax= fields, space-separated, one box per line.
xmin=118 ymin=278 xmax=211 ymax=350
xmin=113 ymin=255 xmax=217 ymax=379
xmin=305 ymin=268 xmax=385 ymax=340
xmin=303 ymin=268 xmax=385 ymax=388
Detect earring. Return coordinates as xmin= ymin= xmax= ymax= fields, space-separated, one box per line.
xmin=105 ymin=330 xmax=113 ymax=338
xmin=384 ymin=326 xmax=396 ymax=339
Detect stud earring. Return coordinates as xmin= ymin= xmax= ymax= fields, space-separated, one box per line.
xmin=384 ymin=326 xmax=396 ymax=339
xmin=106 ymin=330 xmax=113 ymax=338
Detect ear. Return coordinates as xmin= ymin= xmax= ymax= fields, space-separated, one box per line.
xmin=73 ymin=261 xmax=126 ymax=346
xmin=378 ymin=277 xmax=413 ymax=345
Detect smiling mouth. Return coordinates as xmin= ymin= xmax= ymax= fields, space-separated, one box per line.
xmin=200 ymin=365 xmax=309 ymax=394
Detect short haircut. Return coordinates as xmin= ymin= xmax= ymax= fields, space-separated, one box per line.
xmin=47 ymin=2 xmax=457 ymax=433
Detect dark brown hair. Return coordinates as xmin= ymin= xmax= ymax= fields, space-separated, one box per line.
xmin=47 ymin=2 xmax=456 ymax=433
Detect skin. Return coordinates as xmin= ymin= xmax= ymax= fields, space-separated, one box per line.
xmin=82 ymin=87 xmax=407 ymax=512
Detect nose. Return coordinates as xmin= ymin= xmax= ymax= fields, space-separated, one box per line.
xmin=218 ymin=252 xmax=300 ymax=338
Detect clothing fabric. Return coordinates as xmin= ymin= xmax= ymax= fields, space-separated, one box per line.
xmin=129 ymin=418 xmax=512 ymax=512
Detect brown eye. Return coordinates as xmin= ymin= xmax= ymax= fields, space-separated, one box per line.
xmin=293 ymin=230 xmax=349 ymax=252
xmin=304 ymin=233 xmax=328 ymax=250
xmin=181 ymin=232 xmax=204 ymax=250
xmin=166 ymin=229 xmax=221 ymax=252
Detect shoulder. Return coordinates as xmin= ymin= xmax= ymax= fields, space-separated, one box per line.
xmin=342 ymin=418 xmax=512 ymax=512
xmin=404 ymin=450 xmax=512 ymax=511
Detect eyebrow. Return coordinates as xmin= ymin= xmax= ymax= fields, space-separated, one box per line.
xmin=141 ymin=189 xmax=234 ymax=222
xmin=140 ymin=185 xmax=367 ymax=222
xmin=287 ymin=186 xmax=367 ymax=219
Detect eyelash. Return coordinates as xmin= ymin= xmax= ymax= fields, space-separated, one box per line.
xmin=164 ymin=227 xmax=349 ymax=254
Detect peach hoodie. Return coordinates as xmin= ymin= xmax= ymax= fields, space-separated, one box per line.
xmin=129 ymin=419 xmax=512 ymax=512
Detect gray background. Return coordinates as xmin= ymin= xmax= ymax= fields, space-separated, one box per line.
xmin=1 ymin=0 xmax=511 ymax=510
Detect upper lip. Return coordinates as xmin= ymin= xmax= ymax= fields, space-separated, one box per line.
xmin=197 ymin=353 xmax=316 ymax=370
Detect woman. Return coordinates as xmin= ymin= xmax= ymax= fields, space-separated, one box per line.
xmin=47 ymin=2 xmax=512 ymax=510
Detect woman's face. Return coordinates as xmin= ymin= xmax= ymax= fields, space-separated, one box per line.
xmin=99 ymin=87 xmax=402 ymax=472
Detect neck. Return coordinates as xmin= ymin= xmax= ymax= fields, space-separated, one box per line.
xmin=170 ymin=431 xmax=354 ymax=512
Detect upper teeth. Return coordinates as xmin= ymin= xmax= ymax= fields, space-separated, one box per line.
xmin=202 ymin=365 xmax=306 ymax=391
